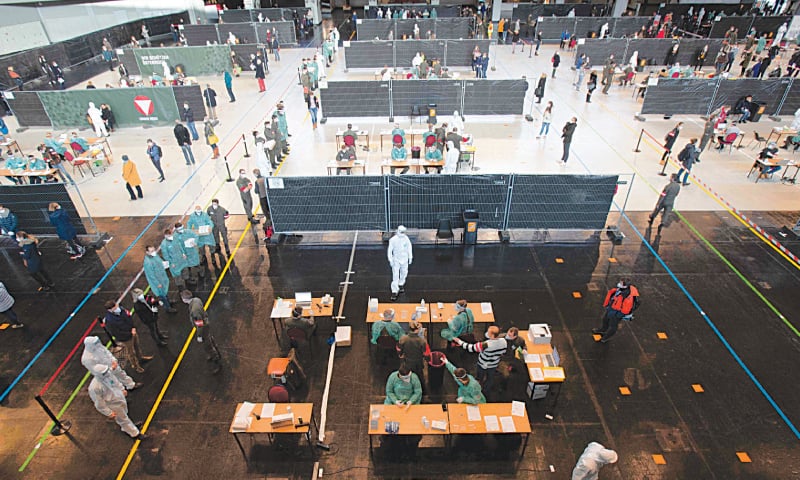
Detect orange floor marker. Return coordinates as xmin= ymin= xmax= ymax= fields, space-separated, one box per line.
xmin=736 ymin=452 xmax=752 ymax=463
xmin=593 ymin=334 xmax=602 ymax=342
xmin=609 ymin=257 xmax=618 ymax=263
xmin=0 ymin=323 xmax=9 ymax=330
xmin=692 ymin=384 xmax=705 ymax=393
xmin=555 ymin=258 xmax=564 ymax=263
xmin=572 ymin=291 xmax=582 ymax=298
xmin=657 ymin=332 xmax=668 ymax=339
xmin=652 ymin=454 xmax=666 ymax=465
xmin=619 ymin=386 xmax=631 ymax=395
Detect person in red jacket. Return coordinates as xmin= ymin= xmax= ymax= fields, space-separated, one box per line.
xmin=592 ymin=278 xmax=640 ymax=343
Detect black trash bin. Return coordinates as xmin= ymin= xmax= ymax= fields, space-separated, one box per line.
xmin=427 ymin=351 xmax=446 ymax=390
xmin=750 ymin=101 xmax=767 ymax=123
xmin=462 ymin=209 xmax=479 ymax=245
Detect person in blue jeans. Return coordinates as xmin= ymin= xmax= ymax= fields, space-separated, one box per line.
xmin=537 ymin=101 xmax=553 ymax=138
xmin=223 ymin=70 xmax=235 ymax=102
xmin=676 ymin=138 xmax=699 ymax=186
xmin=146 ymin=139 xmax=166 ymax=181
xmin=181 ymin=103 xmax=199 ymax=141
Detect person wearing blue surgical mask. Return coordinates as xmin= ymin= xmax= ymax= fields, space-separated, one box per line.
xmin=102 ymin=300 xmax=153 ymax=373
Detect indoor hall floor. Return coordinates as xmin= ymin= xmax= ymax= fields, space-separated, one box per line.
xmin=1 ymin=210 xmax=799 ymax=479
xmin=3 ymin=39 xmax=800 ymax=224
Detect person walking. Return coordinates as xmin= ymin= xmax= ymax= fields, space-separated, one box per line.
xmin=203 ymin=84 xmax=217 ymax=121
xmin=186 ymin=205 xmax=216 ymax=265
xmin=160 ymin=227 xmax=189 ymax=290
xmin=88 ymin=364 xmax=148 ymax=441
xmin=592 ymin=278 xmax=640 ymax=343
xmin=173 ymin=120 xmax=196 ymax=166
xmin=121 ymin=155 xmax=143 ymax=201
xmin=661 ymin=122 xmax=682 ymax=163
xmin=398 ymin=321 xmax=429 ymax=382
xmin=561 ymin=117 xmax=577 ymax=164
xmin=130 ymin=289 xmax=169 ymax=346
xmin=602 ymin=59 xmax=615 ymax=95
xmin=16 ymin=232 xmax=54 ymax=291
xmin=48 ymin=202 xmax=85 ymax=258
xmin=223 ymin=70 xmax=235 ymax=102
xmin=146 ymin=139 xmax=165 ymax=182
xmin=0 ymin=281 xmax=24 ymax=328
xmin=572 ymin=442 xmax=618 ymax=480
xmin=387 ymin=225 xmax=412 ymax=301
xmin=537 ymin=101 xmax=553 ymax=139
xmin=586 ymin=71 xmax=597 ymax=102
xmin=181 ymin=103 xmax=199 ymax=141
xmin=534 ymin=73 xmax=547 ymax=104
xmin=648 ymin=173 xmax=681 ymax=230
xmin=207 ymin=199 xmax=230 ymax=255
xmin=452 ymin=325 xmax=508 ymax=394
xmin=236 ymin=169 xmax=258 ymax=224
xmin=253 ymin=169 xmax=270 ymax=223
xmin=173 ymin=222 xmax=202 ymax=283
xmin=181 ymin=289 xmax=221 ymax=374
xmin=306 ymin=92 xmax=320 ymax=129
xmin=204 ymin=120 xmax=220 ymax=159
xmin=676 ymin=138 xmax=700 ymax=186
xmin=102 ymin=300 xmax=153 ymax=373
xmin=254 ymin=51 xmax=266 ymax=92
xmin=551 ymin=51 xmax=560 ymax=78
xmin=698 ymin=117 xmax=715 ymax=153
xmin=142 ymin=244 xmax=177 ymax=313
xmin=81 ymin=335 xmax=142 ymax=392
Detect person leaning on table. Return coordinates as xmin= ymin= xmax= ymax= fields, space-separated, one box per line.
xmin=335 ymin=144 xmax=355 ymax=176
xmin=442 ymin=355 xmax=486 ymax=404
xmin=384 ymin=364 xmax=422 ymax=405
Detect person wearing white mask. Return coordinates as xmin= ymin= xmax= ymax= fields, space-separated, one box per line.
xmin=88 ymin=364 xmax=148 ymax=441
xmin=142 ymin=244 xmax=176 ymax=313
xmin=387 ymin=225 xmax=412 ymax=301
xmin=173 ymin=221 xmax=201 ymax=283
xmin=186 ymin=205 xmax=216 ymax=266
xmin=160 ymin=226 xmax=190 ymax=290
xmin=571 ymin=442 xmax=618 ymax=480
xmin=102 ymin=300 xmax=153 ymax=373
xmin=131 ymin=288 xmax=169 ymax=346
xmin=236 ymin=169 xmax=258 ymax=224
xmin=791 ymin=108 xmax=800 ymax=131
xmin=384 ymin=365 xmax=422 ymax=405
xmin=87 ymin=102 xmax=108 ymax=137
xmin=81 ymin=335 xmax=142 ymax=391
xmin=443 ymin=140 xmax=459 ymax=174
xmin=206 ymin=198 xmax=230 ymax=255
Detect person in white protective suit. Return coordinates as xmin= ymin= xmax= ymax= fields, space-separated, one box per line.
xmin=88 ymin=364 xmax=148 ymax=440
xmin=81 ymin=335 xmax=141 ymax=391
xmin=791 ymin=108 xmax=800 ymax=131
xmin=571 ymin=442 xmax=618 ymax=480
xmin=387 ymin=225 xmax=412 ymax=301
xmin=443 ymin=140 xmax=459 ymax=174
xmin=87 ymin=102 xmax=108 ymax=137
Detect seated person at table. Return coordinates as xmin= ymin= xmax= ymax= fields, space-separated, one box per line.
xmin=3 ymin=152 xmax=27 ymax=184
xmin=781 ymin=134 xmax=800 ymax=151
xmin=715 ymin=122 xmax=741 ymax=150
xmin=43 ymin=132 xmax=67 ymax=158
xmin=390 ymin=142 xmax=409 ymax=174
xmin=440 ymin=299 xmax=474 ymax=341
xmin=422 ymin=123 xmax=436 ymax=146
xmin=384 ymin=364 xmax=422 ymax=406
xmin=423 ymin=144 xmax=442 ymax=173
xmin=70 ymin=132 xmax=90 ymax=153
xmin=335 ymin=144 xmax=356 ymax=175
xmin=371 ymin=308 xmax=404 ymax=344
xmin=390 ymin=123 xmax=405 ymax=145
xmin=26 ymin=155 xmax=48 ymax=184
xmin=733 ymin=95 xmax=754 ymax=123
xmin=443 ymin=356 xmax=486 ymax=404
xmin=342 ymin=123 xmax=358 ymax=143
xmin=285 ymin=305 xmax=316 ymax=338
xmin=756 ymin=142 xmax=782 ymax=176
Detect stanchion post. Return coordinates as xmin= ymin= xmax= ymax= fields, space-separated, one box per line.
xmin=658 ymin=155 xmax=669 ymax=176
xmin=528 ymin=40 xmax=533 ymax=59
xmin=34 ymin=395 xmax=71 ymax=436
xmin=223 ymin=155 xmax=234 ymax=182
xmin=633 ymin=128 xmax=644 ymax=152
xmin=242 ymin=134 xmax=250 ymax=158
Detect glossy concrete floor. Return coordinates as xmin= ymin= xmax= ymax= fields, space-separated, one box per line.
xmin=1 ymin=209 xmax=800 ymax=479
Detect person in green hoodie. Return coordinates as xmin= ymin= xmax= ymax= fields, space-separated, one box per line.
xmin=443 ymin=356 xmax=486 ymax=404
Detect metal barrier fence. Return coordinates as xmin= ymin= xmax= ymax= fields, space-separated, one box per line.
xmin=319 ymin=78 xmax=528 ymax=118
xmin=641 ymin=77 xmax=800 ymax=117
xmin=356 ymin=18 xmax=474 ymax=40
xmin=344 ymin=39 xmax=491 ymax=69
xmin=265 ymin=174 xmax=623 ymax=233
xmin=182 ymin=21 xmax=298 ymax=46
xmin=576 ymin=38 xmax=725 ymax=69
xmin=0 ymin=183 xmax=92 ymax=238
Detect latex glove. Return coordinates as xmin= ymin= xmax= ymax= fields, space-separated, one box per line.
xmin=109 ymin=412 xmax=117 ymax=419
xmin=197 ymin=336 xmax=203 ymax=343
xmin=112 ymin=360 xmax=118 ymax=370
xmin=395 ymin=400 xmax=404 ymax=406
xmin=405 ymin=401 xmax=413 ymax=406
xmin=456 ymin=397 xmax=464 ymax=404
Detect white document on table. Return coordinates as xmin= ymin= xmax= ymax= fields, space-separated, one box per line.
xmin=231 ymin=416 xmax=251 ymax=432
xmin=484 ymin=415 xmax=500 ymax=432
xmin=544 ymin=367 xmax=565 ymax=379
xmin=524 ymin=354 xmax=541 ymax=364
xmin=500 ymin=416 xmax=516 ymax=433
xmin=481 ymin=302 xmax=492 ymax=314
xmin=237 ymin=402 xmax=255 ymax=419
xmin=530 ymin=367 xmax=544 ymax=382
xmin=466 ymin=405 xmax=481 ymax=421
xmin=260 ymin=403 xmax=276 ymax=419
xmin=511 ymin=401 xmax=526 ymax=417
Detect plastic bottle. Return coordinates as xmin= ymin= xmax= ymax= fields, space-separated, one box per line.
xmin=422 ymin=416 xmax=430 ymax=428
xmin=421 ymin=299 xmax=425 ymax=308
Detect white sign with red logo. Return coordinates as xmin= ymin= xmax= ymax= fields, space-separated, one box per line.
xmin=133 ymin=95 xmax=158 ymax=121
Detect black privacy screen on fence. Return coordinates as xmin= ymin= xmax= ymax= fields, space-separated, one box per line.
xmin=320 ymin=81 xmax=391 ymax=117
xmin=392 ymin=80 xmax=462 ymax=116
xmin=265 ymin=174 xmax=618 ymax=233
xmin=0 ymin=184 xmax=87 ymax=237
xmin=463 ymin=80 xmax=528 ymax=115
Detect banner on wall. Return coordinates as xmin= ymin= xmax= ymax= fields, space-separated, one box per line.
xmin=38 ymin=87 xmax=180 ymax=128
xmin=133 ymin=46 xmax=231 ymax=77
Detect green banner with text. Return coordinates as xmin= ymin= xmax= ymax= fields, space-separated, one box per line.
xmin=133 ymin=46 xmax=231 ymax=77
xmin=38 ymin=87 xmax=180 ymax=129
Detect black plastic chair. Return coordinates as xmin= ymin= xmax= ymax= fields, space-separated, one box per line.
xmin=748 ymin=131 xmax=767 ymax=150
xmin=435 ymin=219 xmax=454 ymax=245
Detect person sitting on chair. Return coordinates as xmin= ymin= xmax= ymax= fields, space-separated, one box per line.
xmin=390 ymin=142 xmax=408 ymax=174
xmin=715 ymin=122 xmax=741 ymax=150
xmin=286 ymin=305 xmax=316 ymax=338
xmin=335 ymin=144 xmax=355 ymax=175
xmin=733 ymin=95 xmax=754 ymax=123
xmin=756 ymin=142 xmax=782 ymax=177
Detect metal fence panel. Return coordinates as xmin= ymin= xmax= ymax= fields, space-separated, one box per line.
xmin=181 ymin=25 xmax=219 ymax=46
xmin=396 ymin=40 xmax=446 ymax=68
xmin=462 ymin=79 xmax=528 ymax=115
xmin=0 ymin=183 xmax=87 ymax=236
xmin=345 ymin=41 xmax=394 ymax=69
xmin=711 ymin=78 xmax=788 ymax=117
xmin=640 ymin=78 xmax=717 ymax=115
xmin=5 ymin=92 xmax=51 ymax=128
xmin=356 ymin=19 xmax=395 ymax=40
xmin=507 ymin=175 xmax=618 ymax=230
xmin=319 ymin=81 xmax=391 ymax=118
xmin=445 ymin=39 xmax=490 ymax=68
xmin=217 ymin=23 xmax=258 ymax=46
xmin=391 ymin=80 xmax=462 ymax=119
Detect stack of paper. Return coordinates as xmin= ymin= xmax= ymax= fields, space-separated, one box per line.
xmin=529 ymin=367 xmax=545 ymax=381
xmin=232 ymin=402 xmax=256 ymax=432
xmin=499 ymin=416 xmax=516 ymax=432
xmin=481 ymin=302 xmax=493 ymax=314
xmin=467 ymin=405 xmax=482 ymax=421
xmin=260 ymin=403 xmax=276 ymax=419
xmin=524 ymin=353 xmax=541 ymax=364
xmin=198 ymin=225 xmax=211 ymax=235
xmin=484 ymin=415 xmax=500 ymax=432
xmin=511 ymin=401 xmax=526 ymax=417
xmin=543 ymin=367 xmax=565 ymax=379
xmin=431 ymin=420 xmax=447 ymax=431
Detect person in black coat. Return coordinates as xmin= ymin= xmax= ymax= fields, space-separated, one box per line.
xmin=173 ymin=120 xmax=196 ymax=165
xmin=661 ymin=122 xmax=683 ymax=162
xmin=561 ymin=117 xmax=577 ymax=163
xmin=131 ymin=288 xmax=169 ymax=346
xmin=254 ymin=51 xmax=266 ymax=92
xmin=16 ymin=232 xmax=54 ymax=291
xmin=534 ymin=74 xmax=547 ymax=103
xmin=203 ymin=84 xmax=217 ymax=120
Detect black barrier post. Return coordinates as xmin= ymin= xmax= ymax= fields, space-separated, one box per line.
xmin=242 ymin=134 xmax=250 ymax=157
xmin=633 ymin=129 xmax=644 ymax=152
xmin=34 ymin=395 xmax=71 ymax=436
xmin=223 ymin=155 xmax=234 ymax=182
xmin=658 ymin=155 xmax=669 ymax=176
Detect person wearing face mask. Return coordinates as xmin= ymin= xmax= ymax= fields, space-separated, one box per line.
xmin=0 ymin=204 xmax=18 ymax=239
xmin=17 ymin=231 xmax=54 ymax=291
xmin=206 ymin=198 xmax=230 ymax=255
xmin=146 ymin=139 xmax=165 ymax=182
xmin=102 ymin=300 xmax=153 ymax=373
xmin=442 ymin=355 xmax=486 ymax=404
xmin=440 ymin=299 xmax=474 ymax=341
xmin=88 ymin=364 xmax=149 ymax=441
xmin=593 ymin=278 xmax=640 ymax=343
xmin=142 ymin=244 xmax=176 ymax=313
xmin=252 ymin=133 xmax=271 ymax=176
xmin=121 ymin=155 xmax=143 ymax=201
xmin=235 ymin=169 xmax=258 ymax=224
xmin=661 ymin=122 xmax=682 ymax=164
xmin=252 ymin=169 xmax=271 ymax=224
xmin=181 ymin=103 xmax=199 ymax=141
xmin=81 ymin=335 xmax=142 ymax=391
xmin=173 ymin=222 xmax=202 ymax=283
xmin=48 ymin=202 xmax=85 ymax=258
xmin=173 ymin=120 xmax=195 ymax=166
xmin=371 ymin=309 xmax=404 ymax=344
xmin=131 ymin=288 xmax=169 ymax=346
xmin=181 ymin=289 xmax=221 ymax=374
xmin=384 ymin=364 xmax=422 ymax=405
xmin=187 ymin=206 xmax=216 ymax=266
xmin=452 ymin=325 xmax=507 ymax=394
xmin=398 ymin=321 xmax=429 ymax=382
xmin=204 ymin=119 xmax=220 ymax=159
xmin=160 ymin=227 xmax=190 ymax=290
xmin=387 ymin=225 xmax=412 ymax=301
